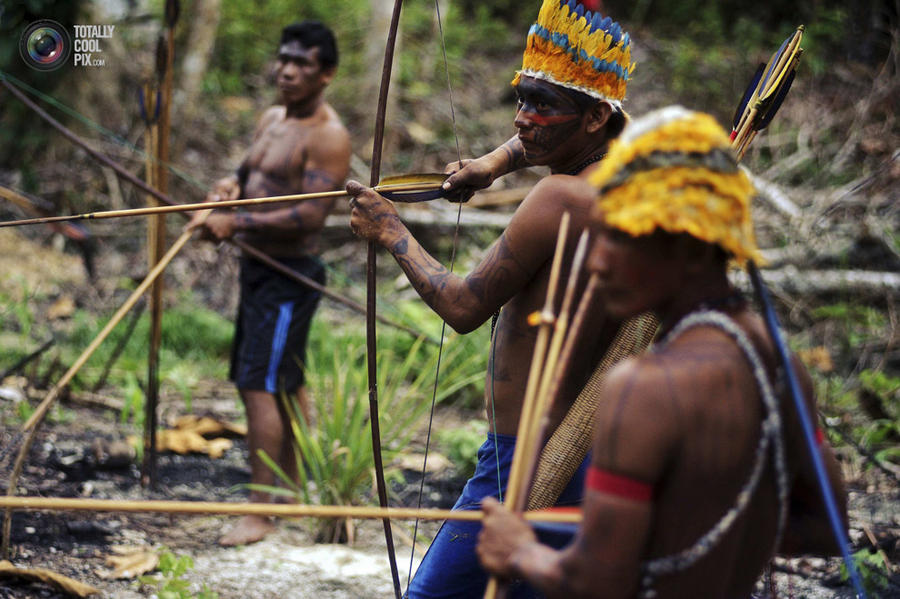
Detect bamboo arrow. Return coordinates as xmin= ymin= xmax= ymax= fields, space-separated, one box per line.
xmin=483 ymin=211 xmax=571 ymax=599
xmin=0 ymin=178 xmax=447 ymax=229
xmin=731 ymin=26 xmax=804 ymax=161
xmin=517 ymin=228 xmax=591 ymax=508
xmin=0 ymin=496 xmax=582 ymax=524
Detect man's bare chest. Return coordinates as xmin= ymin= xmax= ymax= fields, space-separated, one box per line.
xmin=245 ymin=122 xmax=312 ymax=177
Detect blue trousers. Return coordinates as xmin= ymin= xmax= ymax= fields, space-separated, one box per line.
xmin=405 ymin=433 xmax=588 ymax=599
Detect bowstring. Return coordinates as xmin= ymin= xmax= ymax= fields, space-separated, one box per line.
xmin=404 ymin=0 xmax=466 ymax=592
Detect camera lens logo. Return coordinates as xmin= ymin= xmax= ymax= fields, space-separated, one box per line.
xmin=19 ymin=20 xmax=71 ymax=71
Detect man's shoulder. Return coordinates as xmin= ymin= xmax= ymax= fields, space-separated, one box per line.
xmin=307 ymin=104 xmax=350 ymax=141
xmin=529 ymin=173 xmax=594 ymax=200
xmin=516 ymin=174 xmax=595 ymax=220
xmin=602 ymin=332 xmax=737 ymax=403
xmin=260 ymin=105 xmax=286 ymax=125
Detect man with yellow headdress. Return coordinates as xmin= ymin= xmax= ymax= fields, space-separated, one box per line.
xmin=476 ymin=106 xmax=847 ymax=598
xmin=347 ymin=1 xmax=635 ymax=596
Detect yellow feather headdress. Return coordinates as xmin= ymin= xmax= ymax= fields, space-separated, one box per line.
xmin=512 ymin=0 xmax=635 ymax=107
xmin=588 ymin=106 xmax=762 ymax=265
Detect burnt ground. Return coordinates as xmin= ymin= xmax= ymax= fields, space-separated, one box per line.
xmin=1 ymin=387 xmax=899 ymax=598
xmin=0 ymin=372 xmax=480 ymax=599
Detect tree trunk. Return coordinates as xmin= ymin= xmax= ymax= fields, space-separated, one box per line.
xmin=176 ymin=0 xmax=222 ymax=135
xmin=362 ymin=0 xmax=400 ymax=166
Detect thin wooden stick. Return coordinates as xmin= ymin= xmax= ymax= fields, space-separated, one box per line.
xmin=144 ymin=75 xmax=166 ymax=489
xmin=20 ymin=222 xmax=206 ymax=433
xmin=504 ymin=212 xmax=571 ymax=505
xmin=0 ymin=496 xmax=582 ymax=523
xmin=484 ymin=211 xmax=571 ymax=599
xmin=0 ymin=180 xmax=443 ymax=229
xmin=538 ymin=272 xmax=600 ymax=428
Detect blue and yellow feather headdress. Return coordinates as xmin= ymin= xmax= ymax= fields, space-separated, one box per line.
xmin=512 ymin=0 xmax=635 ymax=107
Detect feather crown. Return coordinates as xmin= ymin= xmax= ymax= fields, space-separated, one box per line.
xmin=512 ymin=0 xmax=635 ymax=107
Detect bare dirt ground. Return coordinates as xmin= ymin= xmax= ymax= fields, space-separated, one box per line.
xmin=0 ymin=387 xmax=458 ymax=599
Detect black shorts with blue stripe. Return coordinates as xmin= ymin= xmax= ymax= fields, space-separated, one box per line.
xmin=230 ymin=255 xmax=325 ymax=394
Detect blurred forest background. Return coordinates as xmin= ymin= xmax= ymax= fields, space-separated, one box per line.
xmin=0 ymin=0 xmax=898 ymax=595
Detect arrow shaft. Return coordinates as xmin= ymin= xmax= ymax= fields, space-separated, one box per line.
xmin=0 ymin=496 xmax=582 ymax=523
xmin=0 ymin=182 xmax=442 ymax=229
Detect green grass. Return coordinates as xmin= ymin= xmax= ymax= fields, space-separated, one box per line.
xmin=250 ymin=313 xmax=484 ymax=542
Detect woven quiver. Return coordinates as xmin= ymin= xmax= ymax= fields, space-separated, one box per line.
xmin=526 ymin=311 xmax=658 ymax=510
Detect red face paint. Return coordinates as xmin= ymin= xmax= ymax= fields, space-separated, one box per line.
xmin=517 ymin=111 xmax=580 ymax=127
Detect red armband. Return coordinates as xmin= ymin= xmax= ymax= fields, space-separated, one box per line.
xmin=586 ymin=466 xmax=653 ymax=502
xmin=815 ymin=427 xmax=825 ymax=446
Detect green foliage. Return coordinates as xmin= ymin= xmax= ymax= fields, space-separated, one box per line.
xmin=250 ymin=324 xmax=483 ymax=542
xmin=839 ymin=548 xmax=891 ymax=594
xmin=137 ymin=547 xmax=219 ymax=599
xmin=859 ymin=369 xmax=900 ymax=404
xmin=196 ymin=0 xmax=368 ymax=97
xmin=811 ymin=303 xmax=886 ymax=349
xmin=0 ymin=286 xmax=231 ymax=426
xmin=436 ymin=419 xmax=487 ymax=479
xmin=0 ymin=281 xmax=39 ymax=339
xmin=64 ymin=292 xmax=232 ymax=391
xmin=799 ymin=7 xmax=850 ymax=76
xmin=119 ymin=371 xmax=145 ymax=427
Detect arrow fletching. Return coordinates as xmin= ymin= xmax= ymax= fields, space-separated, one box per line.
xmin=757 ymin=67 xmax=797 ymax=130
xmin=732 ymin=63 xmax=765 ymax=133
xmin=377 ymin=172 xmax=449 ymax=202
xmin=731 ymin=25 xmax=804 ymax=159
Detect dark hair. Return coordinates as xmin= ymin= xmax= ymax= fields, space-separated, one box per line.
xmin=280 ymin=21 xmax=338 ymax=70
xmin=605 ymin=108 xmax=627 ymax=140
xmin=560 ymin=86 xmax=627 ymax=141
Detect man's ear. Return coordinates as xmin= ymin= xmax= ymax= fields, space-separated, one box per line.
xmin=585 ymin=101 xmax=613 ymax=134
xmin=319 ymin=66 xmax=337 ymax=86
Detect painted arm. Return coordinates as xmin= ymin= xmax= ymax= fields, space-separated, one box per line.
xmin=441 ymin=136 xmax=528 ymax=201
xmin=347 ymin=176 xmax=571 ymax=333
xmin=200 ymin=123 xmax=351 ymax=239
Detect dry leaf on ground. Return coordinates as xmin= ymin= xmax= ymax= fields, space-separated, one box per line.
xmin=0 ymin=559 xmax=101 ymax=597
xmin=96 ymin=549 xmax=158 ymax=580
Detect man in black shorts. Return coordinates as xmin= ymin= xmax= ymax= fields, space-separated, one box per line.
xmin=189 ymin=20 xmax=351 ymax=546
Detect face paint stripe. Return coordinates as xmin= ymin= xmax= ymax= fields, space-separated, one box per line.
xmin=519 ymin=112 xmax=580 ymax=126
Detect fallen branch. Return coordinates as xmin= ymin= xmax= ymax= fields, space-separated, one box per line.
xmin=732 ymin=267 xmax=900 ymax=298
xmin=748 ymin=171 xmax=802 ymax=219
xmin=0 ymin=338 xmax=54 ymax=382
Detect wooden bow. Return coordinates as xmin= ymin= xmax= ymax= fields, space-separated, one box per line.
xmin=367 ymin=1 xmax=406 ymax=596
